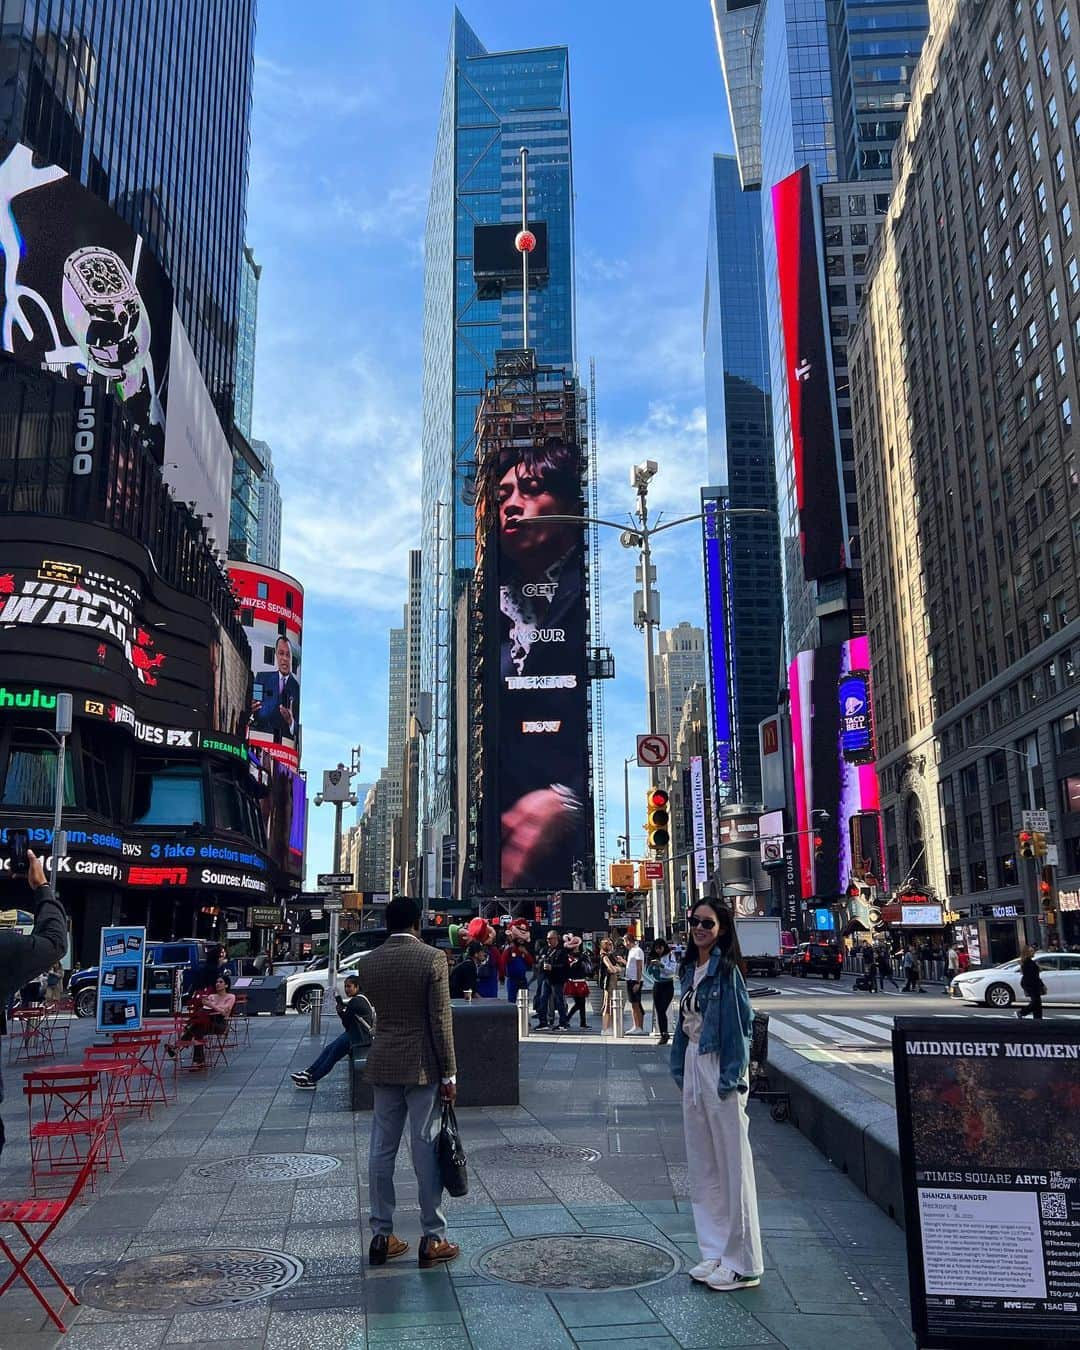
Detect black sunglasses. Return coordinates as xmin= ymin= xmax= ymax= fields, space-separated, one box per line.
xmin=688 ymin=917 xmax=716 ymax=931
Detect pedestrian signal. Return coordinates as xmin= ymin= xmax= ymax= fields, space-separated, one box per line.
xmin=646 ymin=787 xmax=670 ymax=851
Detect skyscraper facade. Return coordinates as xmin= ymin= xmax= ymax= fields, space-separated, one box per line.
xmin=420 ymin=11 xmax=576 ymax=889
xmin=655 ymin=624 xmax=707 ymax=767
xmin=851 ymin=0 xmax=1080 ymax=949
xmin=703 ymin=154 xmax=782 ymax=807
xmin=0 ymin=0 xmax=256 ymax=425
xmin=235 ymin=245 xmax=261 ymax=443
xmin=254 ymin=439 xmax=282 ymax=570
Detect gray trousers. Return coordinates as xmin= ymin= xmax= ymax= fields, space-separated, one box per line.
xmin=368 ymin=1083 xmax=446 ymax=1240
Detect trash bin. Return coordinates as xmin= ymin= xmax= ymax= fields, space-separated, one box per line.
xmin=232 ymin=975 xmax=286 ymax=1015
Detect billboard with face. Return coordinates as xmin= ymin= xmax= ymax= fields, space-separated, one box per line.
xmin=789 ymin=636 xmax=884 ymax=899
xmin=228 ymin=563 xmax=304 ymax=771
xmin=257 ymin=753 xmax=307 ymax=882
xmin=0 ymin=141 xmax=171 ymax=467
xmin=476 ymin=437 xmax=590 ymax=890
xmin=771 ymin=165 xmax=848 ymax=582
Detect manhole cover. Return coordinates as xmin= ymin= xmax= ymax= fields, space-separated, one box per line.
xmin=192 ymin=1153 xmax=341 ymax=1183
xmin=471 ymin=1143 xmax=601 ymax=1167
xmin=80 ymin=1249 xmax=304 ymax=1312
xmin=476 ymin=1234 xmax=678 ymax=1290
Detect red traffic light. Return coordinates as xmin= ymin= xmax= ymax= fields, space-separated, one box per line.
xmin=1040 ymin=880 xmax=1052 ymax=895
xmin=649 ymin=788 xmax=669 ymax=808
xmin=1019 ymin=830 xmax=1033 ymax=843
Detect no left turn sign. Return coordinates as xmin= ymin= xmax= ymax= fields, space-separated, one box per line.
xmin=636 ymin=734 xmax=670 ymax=768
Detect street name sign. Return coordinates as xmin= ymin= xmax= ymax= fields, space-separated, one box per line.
xmin=1021 ymin=809 xmax=1050 ymax=832
xmin=317 ymin=872 xmax=354 ymax=888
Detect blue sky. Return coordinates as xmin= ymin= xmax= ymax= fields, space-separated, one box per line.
xmin=246 ymin=1 xmax=736 ymax=886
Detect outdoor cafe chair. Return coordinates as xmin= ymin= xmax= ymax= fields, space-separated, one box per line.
xmin=23 ymin=1067 xmax=114 ymax=1191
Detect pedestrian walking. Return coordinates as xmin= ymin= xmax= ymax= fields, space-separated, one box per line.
xmin=945 ymin=943 xmax=960 ymax=980
xmin=901 ymin=946 xmax=919 ymax=992
xmin=1017 ymin=945 xmax=1046 ymax=1020
xmin=646 ymin=939 xmax=677 ymax=1044
xmin=539 ymin=929 xmax=571 ymax=1031
xmin=0 ymin=851 xmax=67 ymax=1159
xmin=859 ymin=943 xmax=878 ymax=993
xmin=563 ymin=935 xmax=591 ymax=1028
xmin=624 ymin=929 xmax=646 ymax=1034
xmin=877 ymin=944 xmax=900 ymax=991
xmin=599 ymin=939 xmax=622 ymax=1032
xmin=671 ymin=900 xmax=763 ymax=1293
xmin=354 ymin=896 xmax=458 ymax=1269
xmin=291 ymin=975 xmax=374 ymax=1088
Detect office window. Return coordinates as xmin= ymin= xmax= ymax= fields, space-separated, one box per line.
xmin=1061 ymin=5 xmax=1072 ymax=41
xmin=1055 ymin=710 xmax=1080 ymax=753
xmin=996 ymin=853 xmax=1019 ymax=886
xmin=1062 ymin=776 xmax=1080 ymax=813
xmin=1 ymin=744 xmax=75 ymax=808
xmin=1049 ymin=95 xmax=1060 ymax=130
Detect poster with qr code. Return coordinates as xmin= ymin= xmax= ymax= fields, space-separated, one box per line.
xmin=893 ymin=1018 xmax=1080 ymax=1347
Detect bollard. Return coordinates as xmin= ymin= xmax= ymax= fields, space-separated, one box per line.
xmin=612 ymin=989 xmax=625 ymax=1040
xmin=517 ymin=988 xmax=530 ymax=1040
xmin=309 ymin=987 xmax=323 ymax=1036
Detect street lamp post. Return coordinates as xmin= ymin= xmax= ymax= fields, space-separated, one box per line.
xmin=313 ymin=746 xmax=361 ymax=1030
xmin=520 ymin=476 xmax=775 ymax=941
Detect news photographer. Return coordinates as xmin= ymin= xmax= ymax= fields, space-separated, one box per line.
xmin=0 ymin=848 xmax=68 ymax=1156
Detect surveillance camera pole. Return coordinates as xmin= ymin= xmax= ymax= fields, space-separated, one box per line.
xmin=631 ymin=461 xmax=663 ymax=940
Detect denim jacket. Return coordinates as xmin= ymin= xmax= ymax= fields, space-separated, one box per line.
xmin=669 ymin=950 xmax=753 ymax=1097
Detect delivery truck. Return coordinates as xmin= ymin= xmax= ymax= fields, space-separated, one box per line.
xmin=735 ymin=915 xmax=783 ymax=977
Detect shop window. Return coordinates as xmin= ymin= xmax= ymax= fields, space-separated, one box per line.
xmin=132 ymin=763 xmax=205 ymax=827
xmin=0 ymin=743 xmax=75 ymax=809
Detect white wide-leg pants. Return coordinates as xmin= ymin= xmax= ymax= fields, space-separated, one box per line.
xmin=681 ymin=1040 xmax=764 ymax=1276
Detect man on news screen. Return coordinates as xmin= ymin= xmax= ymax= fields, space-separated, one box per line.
xmin=252 ymin=633 xmax=300 ymax=739
xmin=495 ymin=438 xmax=589 ymax=888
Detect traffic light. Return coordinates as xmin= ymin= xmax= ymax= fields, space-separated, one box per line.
xmin=1033 ymin=831 xmax=1048 ymax=858
xmin=646 ymin=787 xmax=670 ymax=851
xmin=814 ymin=833 xmax=824 ymax=860
xmin=846 ymin=881 xmax=860 ymax=899
xmin=1040 ymin=865 xmax=1055 ymax=908
xmin=1018 ymin=830 xmax=1035 ymax=859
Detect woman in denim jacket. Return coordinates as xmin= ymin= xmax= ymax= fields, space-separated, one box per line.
xmin=670 ymin=899 xmax=763 ymax=1292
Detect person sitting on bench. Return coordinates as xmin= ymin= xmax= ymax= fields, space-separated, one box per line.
xmin=291 ymin=975 xmax=374 ymax=1089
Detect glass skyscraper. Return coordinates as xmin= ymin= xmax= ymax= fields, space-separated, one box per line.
xmin=702 ymin=155 xmax=782 ymax=807
xmin=713 ymin=0 xmax=929 ymax=657
xmin=0 ymin=0 xmax=256 ymax=426
xmin=419 ymin=11 xmax=576 ymax=882
xmin=235 ymin=245 xmax=261 ymax=443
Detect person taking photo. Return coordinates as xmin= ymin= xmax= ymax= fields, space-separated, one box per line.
xmin=670 ymin=899 xmax=763 ymax=1293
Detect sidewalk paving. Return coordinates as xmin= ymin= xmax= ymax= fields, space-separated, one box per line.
xmin=0 ymin=1013 xmax=915 ymax=1350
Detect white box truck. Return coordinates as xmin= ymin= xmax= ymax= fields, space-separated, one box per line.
xmin=736 ymin=916 xmax=783 ymax=977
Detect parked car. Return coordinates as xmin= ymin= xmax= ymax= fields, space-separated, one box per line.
xmin=949 ymin=951 xmax=1080 ymax=1007
xmin=791 ymin=942 xmax=844 ymax=980
xmin=285 ymin=927 xmax=455 ymax=1013
xmin=70 ymin=939 xmax=219 ymax=1019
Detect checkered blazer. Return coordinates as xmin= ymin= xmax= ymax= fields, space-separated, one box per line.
xmin=356 ymin=934 xmax=456 ymax=1086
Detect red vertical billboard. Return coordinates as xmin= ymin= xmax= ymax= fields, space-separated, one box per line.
xmin=228 ymin=563 xmax=304 ymax=772
xmin=771 ymin=166 xmax=848 ymax=581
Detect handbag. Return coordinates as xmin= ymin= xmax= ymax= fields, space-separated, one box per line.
xmin=565 ymin=979 xmax=590 ymax=999
xmin=437 ymin=1104 xmax=469 ymax=1197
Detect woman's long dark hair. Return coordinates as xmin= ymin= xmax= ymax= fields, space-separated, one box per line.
xmin=678 ymin=900 xmax=743 ymax=978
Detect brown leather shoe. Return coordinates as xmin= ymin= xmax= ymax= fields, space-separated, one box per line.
xmin=369 ymin=1234 xmax=409 ymax=1265
xmin=418 ymin=1236 xmax=459 ymax=1268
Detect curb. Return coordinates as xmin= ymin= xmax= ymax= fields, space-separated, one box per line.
xmin=761 ymin=1041 xmax=905 ymax=1229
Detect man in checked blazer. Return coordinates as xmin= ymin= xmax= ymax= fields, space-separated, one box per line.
xmin=356 ymin=896 xmax=459 ymax=1268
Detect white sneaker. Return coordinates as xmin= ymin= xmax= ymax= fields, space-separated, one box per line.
xmin=625 ymin=1026 xmax=643 ymax=1035
xmin=688 ymin=1258 xmax=721 ymax=1282
xmin=705 ymin=1265 xmax=761 ymax=1292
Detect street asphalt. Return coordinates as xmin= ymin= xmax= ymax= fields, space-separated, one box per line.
xmin=0 ymin=1004 xmax=917 ymax=1350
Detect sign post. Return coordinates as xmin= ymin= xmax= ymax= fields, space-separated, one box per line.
xmin=893 ymin=1016 xmax=1080 ymax=1348
xmin=96 ymin=926 xmax=146 ymax=1033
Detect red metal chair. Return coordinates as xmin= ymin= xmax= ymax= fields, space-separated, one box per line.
xmin=24 ymin=1067 xmax=113 ymax=1191
xmin=7 ymin=1007 xmax=51 ymax=1064
xmin=0 ymin=1124 xmax=107 ymax=1331
xmin=102 ymin=1031 xmax=169 ymax=1113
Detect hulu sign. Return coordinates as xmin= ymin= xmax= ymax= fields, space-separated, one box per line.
xmin=0 ymin=686 xmax=57 ymax=711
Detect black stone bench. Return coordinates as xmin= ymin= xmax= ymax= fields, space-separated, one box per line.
xmin=348 ymin=999 xmax=518 ymax=1110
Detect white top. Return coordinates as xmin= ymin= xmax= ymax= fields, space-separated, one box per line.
xmin=625 ymin=943 xmax=644 ymax=982
xmin=680 ymin=963 xmax=709 ymax=1044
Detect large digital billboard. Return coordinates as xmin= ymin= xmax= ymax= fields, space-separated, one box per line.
xmin=0 ymin=518 xmax=247 ymax=731
xmin=771 ymin=165 xmax=848 ymax=582
xmin=476 ymin=437 xmax=590 ymax=890
xmin=789 ymin=636 xmax=884 ymax=900
xmin=0 ymin=141 xmax=172 ymax=469
xmin=702 ymin=489 xmax=734 ymax=802
xmin=228 ymin=562 xmax=304 ymax=771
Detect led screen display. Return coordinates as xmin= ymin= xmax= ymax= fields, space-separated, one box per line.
xmin=789 ymin=636 xmax=884 ymax=900
xmin=839 ymin=668 xmax=875 ymax=764
xmin=476 ymin=435 xmax=590 ymax=890
xmin=771 ymin=165 xmax=847 ymax=581
xmin=702 ymin=490 xmax=734 ymax=800
xmin=473 ymin=222 xmax=549 ymax=281
xmin=228 ymin=563 xmax=304 ymax=772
